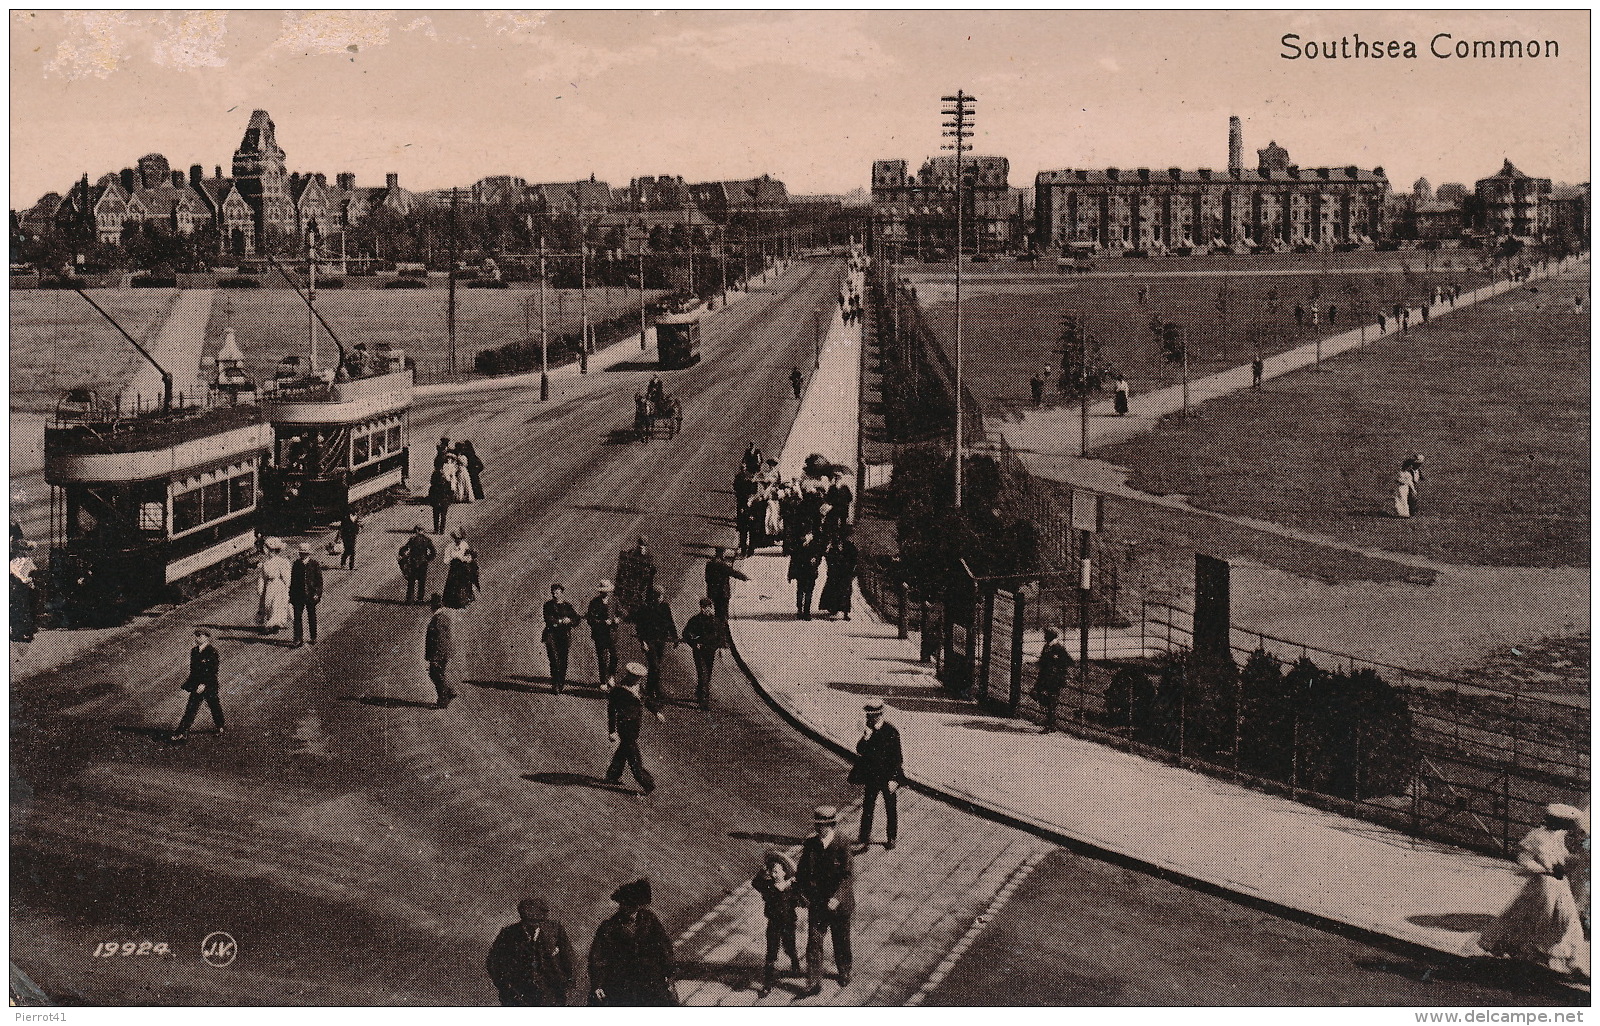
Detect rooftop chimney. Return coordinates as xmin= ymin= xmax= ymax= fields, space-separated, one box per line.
xmin=386 ymin=173 xmax=399 ymax=190
xmin=172 ymin=170 xmax=185 ymax=188
xmin=190 ymin=164 xmax=204 ymax=187
xmin=337 ymin=172 xmax=355 ymax=190
xmin=1228 ymin=116 xmax=1243 ymax=173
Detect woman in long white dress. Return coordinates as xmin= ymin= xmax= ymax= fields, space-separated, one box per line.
xmin=257 ymin=538 xmax=292 ymax=632
xmin=447 ymin=452 xmax=474 ymax=504
xmin=1471 ymin=804 xmax=1590 ymax=975
xmin=1393 ymin=466 xmax=1415 ymax=517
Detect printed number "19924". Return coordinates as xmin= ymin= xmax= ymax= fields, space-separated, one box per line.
xmin=93 ymin=941 xmax=171 ymax=957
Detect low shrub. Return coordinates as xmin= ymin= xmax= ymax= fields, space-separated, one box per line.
xmin=384 ymin=278 xmax=427 ymax=289
xmin=219 ymin=276 xmax=261 ymax=288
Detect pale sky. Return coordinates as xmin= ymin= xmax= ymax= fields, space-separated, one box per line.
xmin=8 ymin=9 xmax=1591 ymax=210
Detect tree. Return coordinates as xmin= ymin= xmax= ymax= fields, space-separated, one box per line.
xmin=1152 ymin=314 xmax=1189 ymax=415
xmin=1237 ymin=649 xmax=1293 ymax=782
xmin=1055 ymin=312 xmax=1111 ymax=398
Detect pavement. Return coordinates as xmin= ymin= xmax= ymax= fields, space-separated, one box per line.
xmin=721 ymin=258 xmax=1584 ymax=987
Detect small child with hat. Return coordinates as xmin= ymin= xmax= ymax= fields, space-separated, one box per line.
xmin=752 ymin=850 xmax=805 ymax=995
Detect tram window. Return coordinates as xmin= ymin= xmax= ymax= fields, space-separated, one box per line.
xmin=229 ymin=473 xmax=255 ymax=513
xmin=203 ymin=481 xmax=228 ymax=519
xmin=138 ymin=502 xmax=165 ymax=532
xmin=371 ymin=430 xmax=387 ymax=458
xmin=173 ymin=490 xmax=202 ymax=534
xmin=387 ymin=426 xmax=402 ymax=451
xmin=353 ymin=433 xmax=370 ymax=464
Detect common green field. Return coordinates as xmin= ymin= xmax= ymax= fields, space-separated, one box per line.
xmin=916 ymin=262 xmax=1491 ymax=419
xmin=1093 ymin=268 xmax=1590 ymax=568
xmin=202 ymin=284 xmax=667 ymax=384
xmin=10 ymin=290 xmax=179 ymax=411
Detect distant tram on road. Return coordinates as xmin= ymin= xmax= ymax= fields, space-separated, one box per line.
xmin=654 ymin=312 xmax=702 ymax=369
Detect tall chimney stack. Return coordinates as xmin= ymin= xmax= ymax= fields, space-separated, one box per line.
xmin=1228 ymin=116 xmax=1243 ymax=173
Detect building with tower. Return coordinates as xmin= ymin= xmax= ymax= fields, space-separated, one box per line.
xmin=230 ymin=109 xmax=296 ymax=251
xmin=869 ymin=153 xmax=1021 ymax=253
xmin=1033 ymin=118 xmax=1389 ymax=253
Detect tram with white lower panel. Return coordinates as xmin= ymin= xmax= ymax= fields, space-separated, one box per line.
xmin=259 ymin=346 xmax=413 ymax=526
xmin=44 ymin=389 xmax=272 ymax=621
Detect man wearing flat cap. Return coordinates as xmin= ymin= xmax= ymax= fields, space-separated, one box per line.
xmin=486 ymin=896 xmax=573 ymax=1006
xmin=588 ymin=878 xmax=676 ymax=1006
xmin=796 ymin=804 xmax=855 ymax=995
xmin=853 ymin=698 xmax=904 ymax=852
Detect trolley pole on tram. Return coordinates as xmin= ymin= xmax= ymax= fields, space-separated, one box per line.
xmin=638 ymin=239 xmax=648 ymax=351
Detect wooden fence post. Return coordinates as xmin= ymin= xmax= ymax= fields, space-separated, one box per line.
xmin=1010 ymin=590 xmax=1026 ymax=715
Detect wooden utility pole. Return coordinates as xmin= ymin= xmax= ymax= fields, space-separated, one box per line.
xmin=539 ymin=236 xmax=549 ymax=402
xmin=942 ymin=89 xmax=976 ymax=508
xmin=447 ymin=188 xmax=459 ymax=375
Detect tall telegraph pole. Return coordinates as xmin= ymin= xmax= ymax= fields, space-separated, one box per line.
xmin=942 ymin=90 xmax=975 ymax=507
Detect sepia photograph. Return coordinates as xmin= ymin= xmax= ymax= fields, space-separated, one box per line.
xmin=7 ymin=9 xmax=1590 ymax=1012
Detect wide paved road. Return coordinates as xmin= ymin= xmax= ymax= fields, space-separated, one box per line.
xmin=10 ymin=258 xmax=1582 ymax=1007
xmin=12 ymin=260 xmax=865 ymax=1003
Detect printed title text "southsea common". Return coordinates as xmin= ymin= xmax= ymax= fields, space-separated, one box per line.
xmin=1281 ymin=34 xmax=1560 ymax=60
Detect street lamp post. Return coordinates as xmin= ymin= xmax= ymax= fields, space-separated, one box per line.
xmin=942 ymin=89 xmax=975 ymax=508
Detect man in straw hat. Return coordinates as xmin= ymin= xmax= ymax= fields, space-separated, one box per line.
xmin=289 ymin=542 xmax=324 ymax=646
xmin=796 ymin=804 xmax=855 ymax=995
xmin=853 ymin=698 xmax=904 ymax=852
xmin=586 ymin=580 xmax=622 ymax=688
xmin=588 ymin=878 xmax=675 ymax=1006
xmin=485 ymin=895 xmax=573 ymax=1006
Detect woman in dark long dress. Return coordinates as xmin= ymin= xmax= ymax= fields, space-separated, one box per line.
xmin=443 ymin=549 xmax=481 ymax=609
xmin=818 ymin=529 xmax=858 ymax=620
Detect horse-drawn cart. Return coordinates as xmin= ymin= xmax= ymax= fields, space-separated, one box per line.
xmin=633 ymin=393 xmax=682 ymax=440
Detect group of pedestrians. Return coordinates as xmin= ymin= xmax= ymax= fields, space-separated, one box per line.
xmin=427 ymin=436 xmax=486 ymax=535
xmin=731 ymin=451 xmax=857 ymax=621
xmin=485 ymin=695 xmax=905 ymax=1005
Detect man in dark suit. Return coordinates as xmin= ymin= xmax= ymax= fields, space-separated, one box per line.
xmin=679 ymin=597 xmax=723 ymax=711
xmin=541 ymin=583 xmax=584 ymax=694
xmin=604 ymin=663 xmax=663 ymax=794
xmin=702 ymin=547 xmax=747 ymax=623
xmin=796 ymin=804 xmax=855 ymax=995
xmin=486 ymin=896 xmax=574 ymax=1006
xmin=586 ymin=580 xmax=621 ymax=688
xmin=425 ymin=594 xmax=458 ymax=709
xmin=398 ymin=526 xmax=436 ymax=605
xmin=169 ymin=628 xmax=223 ymax=743
xmin=626 ymin=586 xmax=677 ymax=703
xmin=854 ymin=698 xmax=905 ymax=852
xmin=289 ymin=543 xmax=324 ymax=646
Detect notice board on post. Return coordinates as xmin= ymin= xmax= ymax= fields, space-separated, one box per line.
xmin=1194 ymin=553 xmax=1231 ymax=659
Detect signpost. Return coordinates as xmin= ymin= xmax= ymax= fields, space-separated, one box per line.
xmin=1071 ymin=489 xmax=1104 ymax=707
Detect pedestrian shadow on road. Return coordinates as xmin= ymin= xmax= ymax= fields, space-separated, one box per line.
xmin=470 ymin=677 xmax=607 ymax=700
xmin=569 ymin=502 xmax=645 ymax=516
xmin=604 ymin=360 xmax=663 ymax=373
xmin=947 ymin=717 xmax=1047 ymax=735
xmin=220 ymin=633 xmax=298 ymax=647
xmin=112 ymin=725 xmax=185 ymax=741
xmin=672 ymin=959 xmax=767 ymax=990
xmin=353 ymin=596 xmax=415 ymax=607
xmin=340 ymin=694 xmax=438 ymax=709
xmin=728 ymin=830 xmax=808 ymax=846
xmin=522 ymin=772 xmax=637 ymax=794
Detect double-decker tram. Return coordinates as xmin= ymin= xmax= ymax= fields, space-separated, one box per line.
xmin=43 ymin=388 xmax=272 ymax=623
xmin=259 ymin=342 xmax=413 ymax=526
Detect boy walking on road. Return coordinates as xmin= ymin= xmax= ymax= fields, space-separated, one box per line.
xmin=680 ymin=598 xmax=723 ymax=710
xmin=605 ymin=663 xmax=664 ymax=794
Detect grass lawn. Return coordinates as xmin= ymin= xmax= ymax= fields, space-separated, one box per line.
xmin=915 ymin=260 xmax=1488 ymax=419
xmin=203 ymin=285 xmax=666 ymax=384
xmin=1093 ymin=269 xmax=1589 ymax=568
xmin=10 ymin=290 xmax=180 ymax=411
